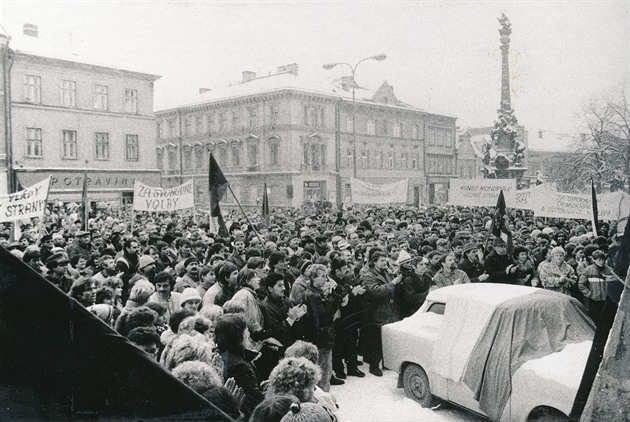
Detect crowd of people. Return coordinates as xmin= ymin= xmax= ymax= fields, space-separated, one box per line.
xmin=1 ymin=200 xmax=627 ymax=421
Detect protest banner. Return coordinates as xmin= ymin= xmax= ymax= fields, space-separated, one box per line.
xmin=534 ymin=190 xmax=630 ymax=221
xmin=351 ymin=178 xmax=408 ymax=204
xmin=0 ymin=177 xmax=51 ymax=223
xmin=133 ymin=179 xmax=195 ymax=212
xmin=511 ymin=183 xmax=556 ymax=211
xmin=448 ymin=179 xmax=516 ymax=207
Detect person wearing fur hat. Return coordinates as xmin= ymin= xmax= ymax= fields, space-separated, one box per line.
xmin=483 ymin=238 xmax=514 ymax=284
xmin=180 ymin=287 xmax=202 ymax=313
xmin=361 ymin=250 xmax=402 ymax=377
xmin=280 ymin=402 xmax=334 ymax=422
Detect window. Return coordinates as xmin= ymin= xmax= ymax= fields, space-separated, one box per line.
xmin=125 ymin=134 xmax=139 ymax=161
xmin=269 ymin=106 xmax=278 ymax=125
xmin=392 ymin=121 xmax=400 ymax=138
xmin=427 ymin=302 xmax=446 ymax=315
xmin=194 ymin=146 xmax=203 ymax=169
xmin=183 ymin=146 xmax=192 ymax=170
xmin=62 ymin=130 xmax=77 ymax=159
xmin=231 ymin=145 xmax=241 ymax=166
xmin=311 ymin=144 xmax=321 ymax=169
xmin=412 ymin=154 xmax=418 ymax=169
xmin=94 ymin=84 xmax=108 ymax=110
xmin=304 ymin=144 xmax=310 ymax=165
xmin=184 ymin=118 xmax=191 ymax=136
xmin=362 ymin=151 xmax=368 ymax=168
xmin=310 ymin=108 xmax=318 ymax=128
xmin=437 ymin=129 xmax=445 ymax=146
xmin=303 ymin=105 xmax=308 ymax=125
xmin=366 ymin=119 xmax=375 ymax=135
xmin=445 ymin=129 xmax=453 ymax=147
xmin=269 ymin=143 xmax=279 ymax=165
xmin=24 ymin=75 xmax=41 ymax=103
xmin=346 ymin=116 xmax=354 ymax=133
xmin=157 ymin=148 xmax=164 ymax=170
xmin=206 ymin=114 xmax=214 ymax=132
xmin=320 ymin=108 xmax=325 ymax=127
xmin=157 ymin=122 xmax=163 ymax=139
xmin=26 ymin=128 xmax=42 ymax=157
xmin=412 ymin=125 xmax=419 ymax=139
xmin=428 ymin=127 xmax=436 ymax=145
xmin=383 ymin=120 xmax=389 ymax=135
xmin=247 ymin=144 xmax=258 ymax=166
xmin=218 ymin=145 xmax=227 ymax=164
xmin=232 ymin=112 xmax=240 ymax=131
xmin=347 ymin=149 xmax=353 ymax=168
xmin=248 ymin=107 xmax=258 ymax=129
xmin=401 ymin=153 xmax=407 ymax=169
xmin=95 ymin=132 xmax=110 ymax=160
xmin=60 ymin=80 xmax=76 ymax=107
xmin=124 ymin=89 xmax=137 ymax=113
xmin=219 ymin=112 xmax=227 ymax=131
xmin=377 ymin=151 xmax=384 ymax=168
xmin=168 ymin=147 xmax=177 ymax=169
xmin=388 ymin=151 xmax=394 ymax=168
xmin=168 ymin=120 xmax=175 ymax=137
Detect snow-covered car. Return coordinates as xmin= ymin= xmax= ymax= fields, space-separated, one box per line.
xmin=382 ymin=284 xmax=595 ymax=422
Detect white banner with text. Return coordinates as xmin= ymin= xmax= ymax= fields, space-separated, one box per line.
xmin=448 ymin=179 xmax=516 ymax=207
xmin=351 ymin=178 xmax=408 ymax=204
xmin=0 ymin=177 xmax=51 ymax=222
xmin=133 ymin=179 xmax=195 ymax=212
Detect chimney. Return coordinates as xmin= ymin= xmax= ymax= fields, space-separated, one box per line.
xmin=277 ymin=65 xmax=287 ymax=74
xmin=538 ymin=130 xmax=543 ymax=139
xmin=199 ymin=88 xmax=212 ymax=94
xmin=242 ymin=71 xmax=256 ymax=83
xmin=286 ymin=63 xmax=298 ymax=76
xmin=23 ymin=23 xmax=38 ymax=38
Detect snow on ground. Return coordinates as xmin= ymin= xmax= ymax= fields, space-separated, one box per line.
xmin=330 ymin=369 xmax=482 ymax=422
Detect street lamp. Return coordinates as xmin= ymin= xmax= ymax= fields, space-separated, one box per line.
xmin=323 ymin=54 xmax=387 ymax=182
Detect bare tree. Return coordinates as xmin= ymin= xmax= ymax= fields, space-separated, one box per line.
xmin=563 ymin=92 xmax=630 ymax=193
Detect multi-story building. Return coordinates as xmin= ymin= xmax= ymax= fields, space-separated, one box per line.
xmin=0 ymin=24 xmax=161 ymax=207
xmin=155 ymin=64 xmax=457 ymax=208
xmin=526 ymin=129 xmax=582 ymax=191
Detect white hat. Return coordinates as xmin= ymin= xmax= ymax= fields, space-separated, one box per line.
xmin=180 ymin=288 xmax=202 ymax=305
xmin=396 ymin=249 xmax=413 ymax=265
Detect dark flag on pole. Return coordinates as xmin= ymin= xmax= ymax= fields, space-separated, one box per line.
xmin=591 ymin=178 xmax=599 ymax=237
xmin=209 ymin=154 xmax=228 ymax=237
xmin=490 ymin=189 xmax=513 ymax=255
xmin=80 ymin=171 xmax=89 ymax=231
xmin=262 ymin=183 xmax=270 ymax=227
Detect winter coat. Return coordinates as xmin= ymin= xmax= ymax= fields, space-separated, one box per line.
xmin=432 ymin=268 xmax=471 ymax=290
xmin=483 ymin=251 xmax=514 ymax=284
xmin=260 ymin=294 xmax=301 ymax=347
xmin=231 ymin=287 xmax=264 ymax=333
xmin=539 ymin=260 xmax=576 ymax=295
xmin=220 ymin=348 xmax=263 ymax=420
xmin=361 ymin=266 xmax=399 ymax=326
xmin=458 ymin=256 xmax=485 ymax=283
xmin=400 ymin=272 xmax=431 ymax=318
xmin=578 ymin=263 xmax=613 ymax=302
xmin=303 ymin=285 xmax=343 ymax=349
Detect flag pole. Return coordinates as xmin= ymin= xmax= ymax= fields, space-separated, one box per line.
xmin=227 ymin=184 xmax=263 ymax=245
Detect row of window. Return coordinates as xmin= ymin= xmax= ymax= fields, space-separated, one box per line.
xmin=159 ymin=142 xmax=280 ymax=171
xmin=25 ymin=128 xmax=139 ymax=161
xmin=346 ymin=149 xmax=421 ymax=170
xmin=158 ymin=105 xmax=280 ymax=138
xmin=344 ymin=115 xmax=424 ymax=139
xmin=23 ymin=75 xmax=138 ymax=113
xmin=427 ymin=127 xmax=454 ymax=147
xmin=426 ymin=154 xmax=455 ymax=175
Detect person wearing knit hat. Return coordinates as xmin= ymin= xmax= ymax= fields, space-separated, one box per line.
xmin=180 ymin=287 xmax=202 ymax=313
xmin=280 ymin=402 xmax=332 ymax=422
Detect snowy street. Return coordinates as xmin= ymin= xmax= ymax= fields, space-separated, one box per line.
xmin=330 ymin=369 xmax=482 ymax=422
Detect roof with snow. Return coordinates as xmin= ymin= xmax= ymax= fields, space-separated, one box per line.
xmin=156 ymin=70 xmax=455 ymax=118
xmin=9 ymin=31 xmax=159 ymax=79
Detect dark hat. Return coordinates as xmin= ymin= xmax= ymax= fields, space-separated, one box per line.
xmin=183 ymin=257 xmax=199 ymax=268
xmin=40 ymin=234 xmax=53 ymax=243
xmin=7 ymin=242 xmax=22 ymax=250
xmin=76 ymin=231 xmax=90 ymax=237
xmin=462 ymin=242 xmax=478 ymax=254
xmin=45 ymin=252 xmax=70 ymax=269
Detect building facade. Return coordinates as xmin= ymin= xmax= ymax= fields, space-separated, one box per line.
xmin=0 ymin=26 xmax=161 ymax=207
xmin=155 ymin=65 xmax=457 ymax=208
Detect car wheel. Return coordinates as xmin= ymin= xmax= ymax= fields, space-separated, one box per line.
xmin=527 ymin=406 xmax=569 ymax=421
xmin=402 ymin=364 xmax=436 ymax=408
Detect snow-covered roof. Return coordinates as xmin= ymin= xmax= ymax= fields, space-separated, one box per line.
xmin=469 ymin=134 xmax=490 ymax=158
xmin=10 ymin=32 xmax=159 ymax=79
xmin=528 ymin=130 xmax=580 ymax=153
xmin=156 ymin=71 xmax=455 ymax=117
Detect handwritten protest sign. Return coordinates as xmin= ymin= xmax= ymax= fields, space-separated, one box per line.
xmin=0 ymin=177 xmax=51 ymax=222
xmin=133 ymin=180 xmax=195 ymax=212
xmin=351 ymin=178 xmax=408 ymax=204
xmin=510 ymin=183 xmax=555 ymax=210
xmin=448 ymin=179 xmax=516 ymax=207
xmin=534 ymin=190 xmax=630 ymax=221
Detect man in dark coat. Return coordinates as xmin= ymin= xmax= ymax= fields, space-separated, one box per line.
xmin=361 ymin=251 xmax=401 ymax=376
xmin=483 ymin=238 xmax=514 ymax=284
xmin=459 ymin=243 xmax=489 ymax=283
